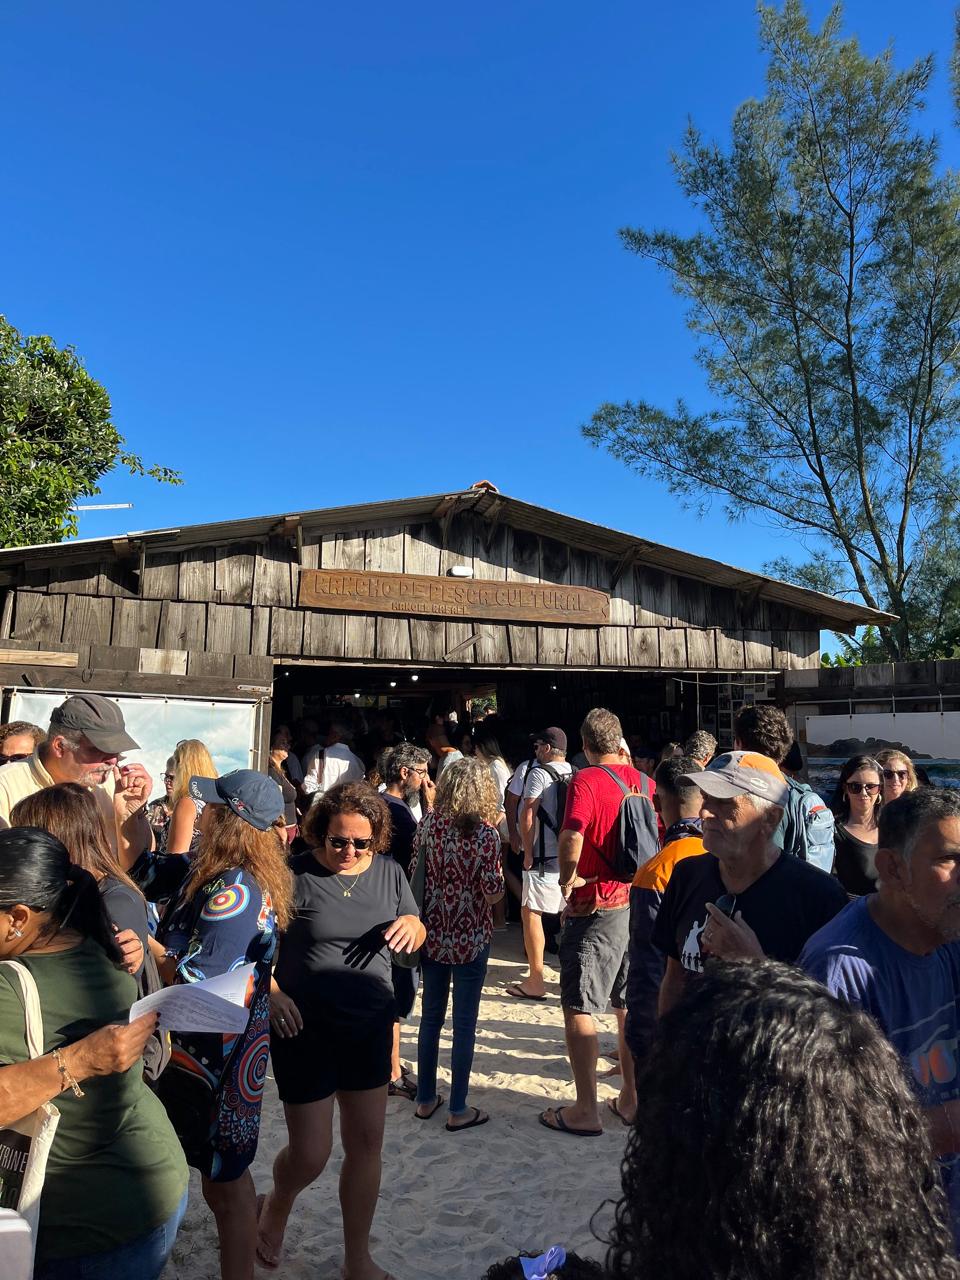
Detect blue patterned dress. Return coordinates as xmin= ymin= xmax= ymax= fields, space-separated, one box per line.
xmin=156 ymin=867 xmax=277 ymax=1182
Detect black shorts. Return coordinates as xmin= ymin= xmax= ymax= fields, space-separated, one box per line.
xmin=559 ymin=908 xmax=630 ymax=1016
xmin=270 ymin=1010 xmax=393 ymax=1105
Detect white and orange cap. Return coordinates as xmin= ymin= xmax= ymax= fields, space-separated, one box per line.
xmin=683 ymin=750 xmax=789 ymax=807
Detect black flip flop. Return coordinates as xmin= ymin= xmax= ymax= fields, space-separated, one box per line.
xmin=607 ymin=1097 xmax=632 ymax=1126
xmin=538 ymin=1107 xmax=602 ymax=1138
xmin=414 ymin=1094 xmax=444 ymax=1120
xmin=505 ymin=983 xmax=547 ymax=1001
xmin=446 ymin=1107 xmax=490 ymax=1132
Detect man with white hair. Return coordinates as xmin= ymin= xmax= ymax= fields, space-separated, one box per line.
xmin=653 ymin=751 xmax=846 ymax=1015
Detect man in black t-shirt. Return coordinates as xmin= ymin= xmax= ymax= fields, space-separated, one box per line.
xmin=653 ymin=750 xmax=847 ymax=1017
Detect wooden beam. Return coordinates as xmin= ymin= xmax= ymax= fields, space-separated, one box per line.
xmin=609 ymin=549 xmax=635 ymax=593
xmin=0 ymin=647 xmax=78 ymax=668
xmin=442 ymin=631 xmax=487 ymax=662
xmin=0 ymin=663 xmax=271 ymax=698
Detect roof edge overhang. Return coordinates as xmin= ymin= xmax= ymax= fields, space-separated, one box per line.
xmin=0 ymin=489 xmax=896 ymax=633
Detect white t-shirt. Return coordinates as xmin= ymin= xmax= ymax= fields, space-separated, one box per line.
xmin=507 ymin=760 xmax=531 ymax=799
xmin=522 ymin=760 xmax=573 ymax=866
xmin=302 ymin=742 xmax=365 ymax=796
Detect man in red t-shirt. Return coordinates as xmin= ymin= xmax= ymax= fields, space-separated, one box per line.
xmin=538 ymin=707 xmax=649 ymax=1138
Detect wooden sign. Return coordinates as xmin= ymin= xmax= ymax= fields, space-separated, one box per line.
xmin=298 ymin=569 xmax=610 ymax=626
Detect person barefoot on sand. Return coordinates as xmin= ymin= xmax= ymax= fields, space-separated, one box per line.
xmin=258 ymin=782 xmax=424 ymax=1279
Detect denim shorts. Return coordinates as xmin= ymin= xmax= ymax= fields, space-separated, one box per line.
xmin=34 ymin=1188 xmax=188 ymax=1280
xmin=559 ymin=907 xmax=630 ymax=1015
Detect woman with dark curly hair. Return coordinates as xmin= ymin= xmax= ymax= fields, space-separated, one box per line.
xmin=257 ymin=780 xmax=424 ymax=1278
xmin=605 ymin=959 xmax=960 ymax=1280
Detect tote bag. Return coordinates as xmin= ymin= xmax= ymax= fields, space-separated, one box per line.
xmin=0 ymin=961 xmax=60 ymax=1269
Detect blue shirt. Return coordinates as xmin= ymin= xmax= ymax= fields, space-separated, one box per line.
xmin=800 ymin=896 xmax=960 ymax=1240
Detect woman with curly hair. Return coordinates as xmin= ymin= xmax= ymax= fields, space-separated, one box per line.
xmin=257 ymin=780 xmax=424 ymax=1278
xmin=167 ymin=737 xmax=218 ymax=854
xmin=411 ymin=756 xmax=504 ymax=1131
xmin=605 ymin=959 xmax=960 ymax=1280
xmin=153 ymin=770 xmax=293 ymax=1280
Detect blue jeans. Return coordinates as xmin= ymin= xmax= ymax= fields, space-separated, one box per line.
xmin=35 ymin=1189 xmax=188 ymax=1280
xmin=416 ymin=946 xmax=489 ymax=1115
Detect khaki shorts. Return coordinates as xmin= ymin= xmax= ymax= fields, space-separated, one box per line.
xmin=559 ymin=907 xmax=629 ymax=1016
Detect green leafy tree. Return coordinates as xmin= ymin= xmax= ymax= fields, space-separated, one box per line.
xmin=583 ymin=1 xmax=960 ymax=660
xmin=0 ymin=316 xmax=180 ymax=547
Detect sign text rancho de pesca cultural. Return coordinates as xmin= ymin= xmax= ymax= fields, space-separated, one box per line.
xmin=298 ymin=569 xmax=610 ymax=626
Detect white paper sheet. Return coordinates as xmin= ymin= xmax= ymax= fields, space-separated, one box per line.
xmin=130 ymin=962 xmax=256 ymax=1033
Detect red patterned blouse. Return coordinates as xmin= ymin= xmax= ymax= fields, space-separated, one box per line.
xmin=410 ymin=810 xmax=504 ymax=964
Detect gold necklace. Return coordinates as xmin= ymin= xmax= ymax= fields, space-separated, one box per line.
xmin=332 ymin=862 xmax=370 ymax=897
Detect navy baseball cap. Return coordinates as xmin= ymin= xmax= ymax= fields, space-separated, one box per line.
xmin=190 ymin=770 xmax=284 ymax=831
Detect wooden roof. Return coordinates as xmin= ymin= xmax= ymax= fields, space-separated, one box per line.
xmin=0 ymin=487 xmax=894 ymax=631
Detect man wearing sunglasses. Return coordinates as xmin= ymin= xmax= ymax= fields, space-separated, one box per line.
xmin=0 ymin=721 xmax=44 ymax=767
xmin=801 ymin=788 xmax=960 ymax=1246
xmin=0 ymin=693 xmax=153 ymax=868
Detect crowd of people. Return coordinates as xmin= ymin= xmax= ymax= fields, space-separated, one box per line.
xmin=0 ymin=692 xmax=957 ymax=1279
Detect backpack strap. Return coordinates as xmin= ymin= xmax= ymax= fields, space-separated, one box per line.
xmin=529 ymin=764 xmax=567 ymax=871
xmin=594 ymin=764 xmax=637 ymax=795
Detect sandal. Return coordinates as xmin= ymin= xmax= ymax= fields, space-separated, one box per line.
xmin=414 ymin=1094 xmax=444 ymax=1119
xmin=445 ymin=1106 xmax=490 ymax=1132
xmin=388 ymin=1071 xmax=417 ymax=1099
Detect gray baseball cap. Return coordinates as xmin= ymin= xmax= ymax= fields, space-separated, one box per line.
xmin=682 ymin=750 xmax=789 ymax=807
xmin=49 ymin=693 xmax=139 ymax=755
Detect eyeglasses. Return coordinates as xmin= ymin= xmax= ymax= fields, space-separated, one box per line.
xmin=0 ymin=753 xmax=30 ymax=765
xmin=326 ymin=835 xmax=373 ymax=851
xmin=406 ymin=767 xmax=429 ymax=777
xmin=846 ymin=781 xmax=881 ymax=796
xmin=883 ymin=769 xmax=909 ymax=781
xmin=162 ymin=773 xmax=175 ymax=783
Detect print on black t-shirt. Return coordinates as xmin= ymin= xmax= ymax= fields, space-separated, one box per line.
xmin=652 ymin=852 xmax=848 ymax=972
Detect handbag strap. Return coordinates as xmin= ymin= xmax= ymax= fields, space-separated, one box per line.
xmin=0 ymin=960 xmax=46 ymax=1060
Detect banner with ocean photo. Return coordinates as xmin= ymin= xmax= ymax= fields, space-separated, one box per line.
xmin=9 ymin=689 xmax=260 ymax=801
xmin=804 ymin=711 xmax=960 ymax=798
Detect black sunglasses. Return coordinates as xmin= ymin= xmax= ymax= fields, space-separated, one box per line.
xmin=883 ymin=769 xmax=909 ymax=781
xmin=326 ymin=835 xmax=373 ymax=851
xmin=714 ymin=893 xmax=738 ymax=918
xmin=0 ymin=752 xmax=31 ymax=765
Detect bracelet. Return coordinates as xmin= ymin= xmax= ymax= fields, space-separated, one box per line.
xmin=52 ymin=1047 xmax=85 ymax=1098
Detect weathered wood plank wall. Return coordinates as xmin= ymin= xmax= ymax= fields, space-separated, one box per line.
xmin=0 ymin=512 xmax=820 ymax=672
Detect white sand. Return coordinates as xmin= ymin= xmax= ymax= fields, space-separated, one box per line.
xmin=163 ymin=927 xmax=627 ymax=1279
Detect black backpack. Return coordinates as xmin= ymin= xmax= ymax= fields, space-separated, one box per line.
xmin=529 ymin=763 xmax=572 ymax=871
xmin=591 ymin=765 xmax=659 ymax=882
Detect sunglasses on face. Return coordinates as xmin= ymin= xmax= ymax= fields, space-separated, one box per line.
xmin=846 ymin=781 xmax=880 ymax=795
xmin=0 ymin=752 xmax=30 ymax=765
xmin=162 ymin=773 xmax=175 ymax=783
xmin=883 ymin=769 xmax=908 ymax=781
xmin=326 ymin=835 xmax=373 ymax=851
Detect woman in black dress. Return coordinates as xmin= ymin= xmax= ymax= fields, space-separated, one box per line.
xmin=257 ymin=781 xmax=424 ymax=1278
xmin=832 ymin=755 xmax=882 ymax=895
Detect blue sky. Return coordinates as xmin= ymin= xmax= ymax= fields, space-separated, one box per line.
xmin=4 ymin=1 xmax=957 ymax=595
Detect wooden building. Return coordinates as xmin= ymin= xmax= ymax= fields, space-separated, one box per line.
xmin=0 ymin=485 xmax=891 ymax=755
